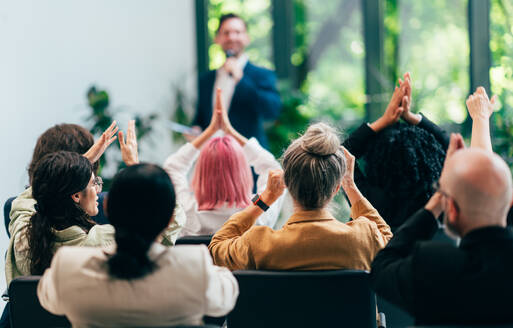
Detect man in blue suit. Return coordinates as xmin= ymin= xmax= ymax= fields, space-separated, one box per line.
xmin=192 ymin=13 xmax=281 ymax=149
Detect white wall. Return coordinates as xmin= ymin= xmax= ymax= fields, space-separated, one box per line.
xmin=0 ymin=0 xmax=197 ymax=298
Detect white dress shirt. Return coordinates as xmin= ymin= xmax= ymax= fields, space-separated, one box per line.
xmin=212 ymin=54 xmax=248 ymax=109
xmin=38 ymin=244 xmax=238 ymax=328
xmin=163 ymin=137 xmax=284 ymax=236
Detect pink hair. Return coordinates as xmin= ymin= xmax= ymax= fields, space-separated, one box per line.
xmin=192 ymin=136 xmax=253 ymax=210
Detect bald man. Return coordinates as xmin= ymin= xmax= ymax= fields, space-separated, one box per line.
xmin=370 ymin=134 xmax=513 ymax=326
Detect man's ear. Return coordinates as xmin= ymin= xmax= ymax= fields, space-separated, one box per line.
xmin=447 ymin=198 xmax=460 ymax=225
xmin=71 ymin=192 xmax=81 ymax=204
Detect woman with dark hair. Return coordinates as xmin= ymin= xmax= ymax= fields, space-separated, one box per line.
xmin=27 ymin=123 xmax=99 ymax=184
xmin=343 ymin=73 xmax=448 ymax=230
xmin=38 ymin=164 xmax=238 ymax=327
xmin=209 ymin=122 xmax=392 ymax=271
xmin=6 ymin=121 xmax=185 ymax=284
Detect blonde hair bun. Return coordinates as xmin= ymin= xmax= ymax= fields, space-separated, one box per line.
xmin=300 ymin=123 xmax=340 ymax=156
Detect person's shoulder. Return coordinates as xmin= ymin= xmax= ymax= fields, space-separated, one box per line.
xmin=413 ymin=240 xmax=466 ymax=276
xmin=163 ymin=244 xmax=212 ymax=264
xmin=53 ymin=246 xmax=107 ymax=269
xmin=245 ymin=62 xmax=275 ymax=76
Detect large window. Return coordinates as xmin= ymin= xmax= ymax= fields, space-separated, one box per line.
xmin=295 ymin=0 xmax=366 ymax=126
xmin=490 ymin=0 xmax=513 ymax=166
xmin=395 ymin=0 xmax=469 ymax=124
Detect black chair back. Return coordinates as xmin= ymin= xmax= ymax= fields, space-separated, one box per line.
xmin=175 ymin=235 xmax=212 ymax=246
xmin=227 ymin=270 xmax=377 ymax=328
xmin=9 ymin=276 xmax=70 ymax=328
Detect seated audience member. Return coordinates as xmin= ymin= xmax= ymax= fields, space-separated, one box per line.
xmin=164 ymin=89 xmax=283 ymax=236
xmin=6 ymin=121 xmax=184 ymax=284
xmin=38 ymin=163 xmax=238 ymax=327
xmin=209 ymin=123 xmax=392 ymax=271
xmin=344 ymin=73 xmax=448 ymax=230
xmin=465 ymin=86 xmax=513 ymax=225
xmin=370 ymin=134 xmax=513 ymax=325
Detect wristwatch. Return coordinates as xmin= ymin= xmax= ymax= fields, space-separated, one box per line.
xmin=251 ymin=194 xmax=269 ymax=211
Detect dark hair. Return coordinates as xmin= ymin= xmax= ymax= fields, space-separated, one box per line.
xmin=217 ymin=13 xmax=247 ymax=33
xmin=283 ymin=123 xmax=346 ymax=210
xmin=28 ymin=124 xmax=97 ymax=185
xmin=361 ymin=123 xmax=446 ymax=229
xmin=107 ymin=164 xmax=176 ymax=280
xmin=28 ymin=151 xmax=95 ymax=275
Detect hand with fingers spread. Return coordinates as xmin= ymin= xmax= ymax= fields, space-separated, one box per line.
xmin=399 ymin=72 xmax=422 ymax=125
xmin=119 ymin=120 xmax=139 ymax=166
xmin=83 ymin=121 xmax=118 ymax=164
xmin=466 ymin=86 xmax=497 ymax=121
xmin=260 ymin=169 xmax=286 ymax=206
xmin=369 ymin=81 xmax=405 ymax=132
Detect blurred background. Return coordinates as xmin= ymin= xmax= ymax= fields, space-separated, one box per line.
xmin=1 ymin=0 xmax=512 ymax=299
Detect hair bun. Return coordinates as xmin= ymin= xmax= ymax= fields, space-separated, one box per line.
xmin=300 ymin=123 xmax=340 ymax=156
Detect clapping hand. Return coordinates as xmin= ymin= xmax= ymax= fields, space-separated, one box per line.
xmin=83 ymin=121 xmax=118 ymax=164
xmin=340 ymin=146 xmax=356 ymax=191
xmin=369 ymin=79 xmax=405 ymax=132
xmin=261 ymin=169 xmax=286 ymax=206
xmin=399 ymin=72 xmax=422 ymax=125
xmin=466 ymin=87 xmax=497 ymax=121
xmin=118 ymin=120 xmax=139 ymax=166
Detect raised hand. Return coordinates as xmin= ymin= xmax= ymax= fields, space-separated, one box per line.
xmin=261 ymin=169 xmax=286 ymax=206
xmin=369 ymin=82 xmax=405 ymax=132
xmin=466 ymin=86 xmax=497 ymax=121
xmin=340 ymin=146 xmax=356 ymax=190
xmin=119 ymin=120 xmax=139 ymax=166
xmin=83 ymin=121 xmax=118 ymax=164
xmin=340 ymin=146 xmax=364 ymax=206
xmin=399 ymin=72 xmax=422 ymax=125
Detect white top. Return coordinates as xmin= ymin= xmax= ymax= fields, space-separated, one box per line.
xmin=163 ymin=137 xmax=284 ymax=236
xmin=213 ymin=54 xmax=249 ymax=109
xmin=38 ymin=244 xmax=239 ymax=328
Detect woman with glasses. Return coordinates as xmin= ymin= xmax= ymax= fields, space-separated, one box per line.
xmin=6 ymin=121 xmax=184 ymax=283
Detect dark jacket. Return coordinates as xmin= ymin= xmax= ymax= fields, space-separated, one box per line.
xmin=193 ymin=62 xmax=281 ymax=149
xmin=343 ymin=114 xmax=449 ymax=230
xmin=370 ymin=208 xmax=513 ymax=325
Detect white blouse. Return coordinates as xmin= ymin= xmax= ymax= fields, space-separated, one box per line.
xmin=38 ymin=244 xmax=239 ymax=328
xmin=163 ymin=137 xmax=284 ymax=236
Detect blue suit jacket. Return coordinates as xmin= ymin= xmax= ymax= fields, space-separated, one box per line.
xmin=193 ymin=62 xmax=281 ymax=148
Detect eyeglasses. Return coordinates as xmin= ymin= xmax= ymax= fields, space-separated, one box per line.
xmin=432 ymin=180 xmax=450 ymax=198
xmin=93 ymin=176 xmax=103 ymax=193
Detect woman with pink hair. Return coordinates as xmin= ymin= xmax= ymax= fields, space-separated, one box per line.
xmin=164 ymin=89 xmax=284 ymax=236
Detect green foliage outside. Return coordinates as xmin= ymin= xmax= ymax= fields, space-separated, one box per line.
xmin=207 ymin=0 xmax=273 ymax=70
xmin=490 ymin=0 xmax=513 ymax=169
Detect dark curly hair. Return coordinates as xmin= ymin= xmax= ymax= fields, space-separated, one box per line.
xmin=28 ymin=151 xmax=96 ymax=275
xmin=359 ymin=123 xmax=446 ymax=229
xmin=28 ymin=123 xmax=97 ymax=185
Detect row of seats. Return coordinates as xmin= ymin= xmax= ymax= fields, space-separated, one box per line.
xmin=9 ymin=270 xmax=377 ymax=328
